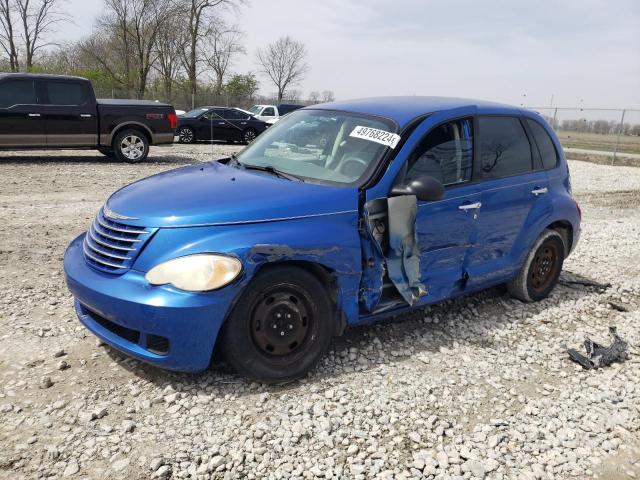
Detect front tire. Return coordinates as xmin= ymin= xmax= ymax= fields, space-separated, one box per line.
xmin=178 ymin=126 xmax=195 ymax=144
xmin=507 ymin=229 xmax=565 ymax=302
xmin=220 ymin=266 xmax=333 ymax=383
xmin=243 ymin=128 xmax=257 ymax=144
xmin=112 ymin=129 xmax=149 ymax=163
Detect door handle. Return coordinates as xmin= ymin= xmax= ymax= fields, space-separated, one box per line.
xmin=218 ymin=122 xmax=226 ymax=125
xmin=531 ymin=187 xmax=548 ymax=196
xmin=80 ymin=114 xmax=92 ymax=118
xmin=458 ymin=202 xmax=482 ymax=211
xmin=28 ymin=113 xmax=41 ymax=117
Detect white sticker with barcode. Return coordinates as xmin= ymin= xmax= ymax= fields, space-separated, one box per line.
xmin=349 ymin=126 xmax=401 ymax=149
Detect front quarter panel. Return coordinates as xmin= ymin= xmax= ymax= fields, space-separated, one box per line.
xmin=133 ymin=212 xmax=363 ymax=325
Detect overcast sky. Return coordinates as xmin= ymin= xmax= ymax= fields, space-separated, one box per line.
xmin=63 ymin=0 xmax=639 ymax=108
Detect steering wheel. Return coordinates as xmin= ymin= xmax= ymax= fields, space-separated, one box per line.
xmin=337 ymin=156 xmax=368 ymax=177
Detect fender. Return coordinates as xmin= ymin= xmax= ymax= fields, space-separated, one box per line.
xmin=100 ymin=120 xmax=155 ymax=146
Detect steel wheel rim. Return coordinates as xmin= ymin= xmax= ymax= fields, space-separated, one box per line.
xmin=250 ymin=287 xmax=312 ymax=356
xmin=120 ymin=135 xmax=145 ymax=160
xmin=244 ymin=130 xmax=256 ymax=142
xmin=179 ymin=128 xmax=193 ymax=143
xmin=530 ymin=243 xmax=560 ymax=293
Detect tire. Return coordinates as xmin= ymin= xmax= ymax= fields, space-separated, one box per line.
xmin=242 ymin=128 xmax=257 ymax=144
xmin=507 ymin=229 xmax=565 ymax=302
xmin=178 ymin=126 xmax=195 ymax=144
xmin=97 ymin=147 xmax=114 ymax=157
xmin=220 ymin=266 xmax=333 ymax=384
xmin=112 ymin=129 xmax=149 ymax=163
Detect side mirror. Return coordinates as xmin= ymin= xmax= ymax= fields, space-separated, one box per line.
xmin=390 ymin=175 xmax=444 ymax=202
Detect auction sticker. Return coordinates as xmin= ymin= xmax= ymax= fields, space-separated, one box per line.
xmin=349 ymin=126 xmax=401 ymax=149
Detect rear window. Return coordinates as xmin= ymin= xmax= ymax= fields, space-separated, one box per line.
xmin=478 ymin=116 xmax=532 ymax=179
xmin=224 ymin=109 xmax=249 ymax=120
xmin=526 ymin=118 xmax=558 ymax=170
xmin=44 ymin=81 xmax=88 ymax=106
xmin=0 ymin=79 xmax=36 ymax=108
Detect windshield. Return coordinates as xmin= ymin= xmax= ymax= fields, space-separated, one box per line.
xmin=235 ymin=109 xmax=397 ymax=185
xmin=248 ymin=105 xmax=262 ymax=115
xmin=182 ymin=107 xmax=209 ymax=118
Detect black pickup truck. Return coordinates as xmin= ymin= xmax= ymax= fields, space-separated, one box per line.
xmin=0 ymin=73 xmax=176 ymax=163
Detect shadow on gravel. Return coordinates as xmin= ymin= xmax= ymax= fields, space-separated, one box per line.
xmin=103 ymin=270 xmax=610 ymax=394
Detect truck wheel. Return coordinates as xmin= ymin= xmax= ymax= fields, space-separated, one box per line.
xmin=507 ymin=229 xmax=565 ymax=302
xmin=97 ymin=147 xmax=114 ymax=157
xmin=178 ymin=126 xmax=195 ymax=144
xmin=243 ymin=128 xmax=257 ymax=144
xmin=220 ymin=266 xmax=333 ymax=384
xmin=113 ymin=129 xmax=149 ymax=163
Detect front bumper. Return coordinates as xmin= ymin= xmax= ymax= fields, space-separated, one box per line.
xmin=63 ymin=233 xmax=236 ymax=372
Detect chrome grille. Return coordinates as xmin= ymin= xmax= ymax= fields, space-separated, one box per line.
xmin=83 ymin=208 xmax=155 ymax=273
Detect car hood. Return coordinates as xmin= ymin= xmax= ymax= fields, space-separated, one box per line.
xmin=105 ymin=161 xmax=358 ymax=228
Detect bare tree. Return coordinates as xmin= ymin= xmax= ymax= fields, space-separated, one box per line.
xmin=153 ymin=14 xmax=187 ymax=100
xmin=256 ymin=36 xmax=309 ymax=102
xmin=307 ymin=91 xmax=319 ymax=103
xmin=181 ymin=0 xmax=242 ymax=106
xmin=0 ymin=0 xmax=19 ymax=70
xmin=15 ymin=0 xmax=67 ymax=70
xmin=320 ymin=90 xmax=334 ymax=102
xmin=203 ymin=18 xmax=244 ymax=95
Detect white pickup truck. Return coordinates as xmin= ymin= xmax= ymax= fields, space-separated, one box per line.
xmin=248 ymin=104 xmax=303 ymax=123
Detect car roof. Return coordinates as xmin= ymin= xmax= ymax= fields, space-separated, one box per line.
xmin=310 ymin=96 xmax=522 ymax=129
xmin=0 ymin=72 xmax=89 ymax=81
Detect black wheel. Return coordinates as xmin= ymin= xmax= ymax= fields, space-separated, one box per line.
xmin=243 ymin=128 xmax=257 ymax=144
xmin=220 ymin=266 xmax=333 ymax=383
xmin=97 ymin=147 xmax=114 ymax=157
xmin=112 ymin=129 xmax=149 ymax=163
xmin=508 ymin=229 xmax=565 ymax=302
xmin=178 ymin=126 xmax=195 ymax=144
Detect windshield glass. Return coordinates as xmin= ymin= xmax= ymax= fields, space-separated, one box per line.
xmin=182 ymin=108 xmax=209 ymax=118
xmin=248 ymin=105 xmax=262 ymax=115
xmin=235 ymin=109 xmax=397 ymax=185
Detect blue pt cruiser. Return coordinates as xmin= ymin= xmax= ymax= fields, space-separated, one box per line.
xmin=64 ymin=97 xmax=581 ymax=383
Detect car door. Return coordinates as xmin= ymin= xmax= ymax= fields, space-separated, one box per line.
xmin=222 ymin=109 xmax=249 ymax=141
xmin=400 ymin=117 xmax=482 ymax=302
xmin=40 ymin=79 xmax=97 ymax=146
xmin=197 ymin=109 xmax=227 ymax=141
xmin=0 ymin=77 xmax=45 ymax=147
xmin=465 ymin=115 xmax=550 ymax=287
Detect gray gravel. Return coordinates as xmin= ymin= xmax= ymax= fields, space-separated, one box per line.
xmin=1 ymin=145 xmax=639 ymax=479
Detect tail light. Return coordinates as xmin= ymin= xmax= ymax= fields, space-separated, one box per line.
xmin=167 ymin=112 xmax=177 ymax=130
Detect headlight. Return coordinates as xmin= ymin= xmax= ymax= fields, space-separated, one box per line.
xmin=145 ymin=254 xmax=242 ymax=292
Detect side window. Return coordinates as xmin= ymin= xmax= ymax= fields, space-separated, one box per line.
xmin=44 ymin=81 xmax=88 ymax=106
xmin=525 ymin=118 xmax=558 ymax=170
xmin=0 ymin=80 xmax=36 ymax=108
xmin=223 ymin=109 xmax=246 ymax=120
xmin=262 ymin=107 xmax=275 ymax=117
xmin=204 ymin=109 xmax=224 ymax=120
xmin=405 ymin=118 xmax=474 ymax=186
xmin=478 ymin=117 xmax=532 ymax=179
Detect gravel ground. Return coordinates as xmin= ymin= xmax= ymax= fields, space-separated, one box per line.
xmin=1 ymin=145 xmax=639 ymax=480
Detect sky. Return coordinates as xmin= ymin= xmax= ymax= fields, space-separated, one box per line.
xmin=61 ymin=0 xmax=640 ymax=109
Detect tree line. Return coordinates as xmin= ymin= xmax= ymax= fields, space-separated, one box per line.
xmin=0 ymin=0 xmax=335 ymax=109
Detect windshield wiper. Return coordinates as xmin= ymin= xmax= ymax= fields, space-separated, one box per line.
xmin=241 ymin=163 xmax=305 ymax=182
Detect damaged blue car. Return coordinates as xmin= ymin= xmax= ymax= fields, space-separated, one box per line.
xmin=64 ymin=97 xmax=581 ymax=382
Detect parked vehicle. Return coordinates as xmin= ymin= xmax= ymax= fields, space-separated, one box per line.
xmin=64 ymin=97 xmax=581 ymax=383
xmin=248 ymin=103 xmax=303 ymax=123
xmin=0 ymin=73 xmax=176 ymax=163
xmin=176 ymin=106 xmax=267 ymax=144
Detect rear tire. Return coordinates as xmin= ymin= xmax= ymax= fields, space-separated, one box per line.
xmin=242 ymin=128 xmax=257 ymax=144
xmin=220 ymin=266 xmax=333 ymax=384
xmin=178 ymin=126 xmax=195 ymax=144
xmin=97 ymin=147 xmax=114 ymax=157
xmin=112 ymin=129 xmax=149 ymax=163
xmin=507 ymin=229 xmax=565 ymax=302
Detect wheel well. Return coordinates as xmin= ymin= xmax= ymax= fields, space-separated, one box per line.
xmin=111 ymin=124 xmax=151 ymax=146
xmin=255 ymin=261 xmax=344 ymax=335
xmin=546 ymin=220 xmax=573 ymax=257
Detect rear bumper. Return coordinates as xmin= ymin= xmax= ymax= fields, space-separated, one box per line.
xmin=153 ymin=132 xmax=175 ymax=145
xmin=63 ymin=234 xmax=234 ymax=372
